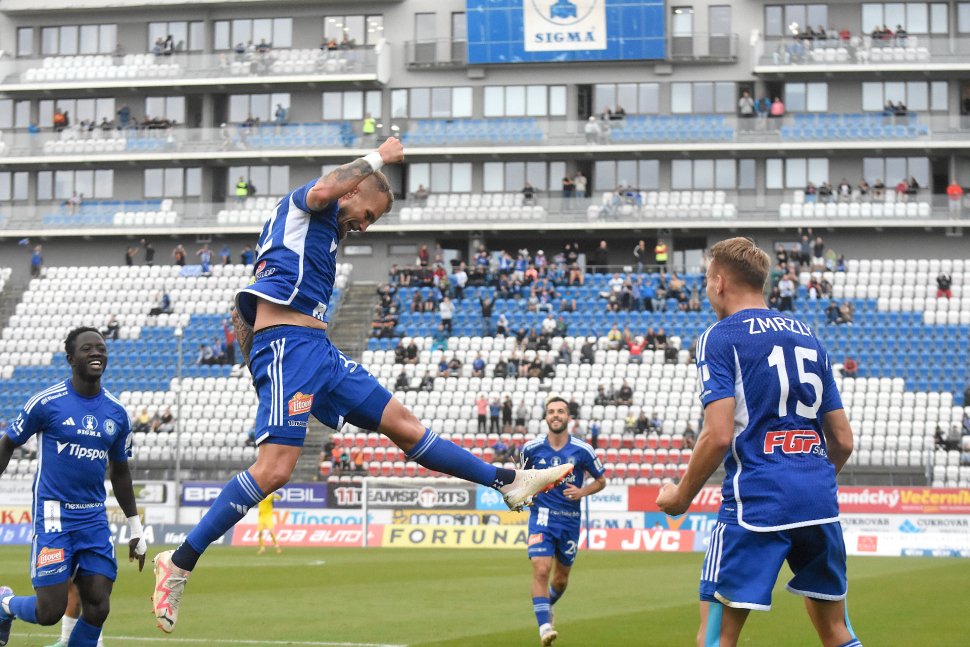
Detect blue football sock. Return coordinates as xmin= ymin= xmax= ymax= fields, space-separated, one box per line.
xmin=532 ymin=597 xmax=550 ymax=628
xmin=69 ymin=617 xmax=101 ymax=647
xmin=704 ymin=601 xmax=723 ymax=647
xmin=172 ymin=470 xmax=265 ymax=571
xmin=406 ymin=429 xmax=515 ymax=489
xmin=8 ymin=595 xmax=37 ymax=624
xmin=549 ymin=585 xmax=566 ymax=606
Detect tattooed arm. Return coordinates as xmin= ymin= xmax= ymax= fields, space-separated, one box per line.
xmin=305 ymin=137 xmax=404 ymax=211
xmin=231 ymin=307 xmax=255 ymax=368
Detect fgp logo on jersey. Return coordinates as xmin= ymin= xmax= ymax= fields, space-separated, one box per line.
xmin=763 ymin=430 xmax=821 ymax=454
xmin=288 ymin=393 xmax=314 ymax=416
xmin=36 ymin=547 xmax=65 ymax=567
xmin=523 ymin=0 xmax=607 ymax=52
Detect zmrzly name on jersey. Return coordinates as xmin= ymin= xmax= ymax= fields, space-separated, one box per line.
xmin=743 ymin=316 xmax=814 ymax=337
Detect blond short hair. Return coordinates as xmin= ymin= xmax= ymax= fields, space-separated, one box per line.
xmin=709 ymin=237 xmax=770 ymax=292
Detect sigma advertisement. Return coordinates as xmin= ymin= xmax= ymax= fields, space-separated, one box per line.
xmin=466 ymin=0 xmax=666 ymax=64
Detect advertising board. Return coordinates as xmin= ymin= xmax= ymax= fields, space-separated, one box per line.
xmin=466 ymin=0 xmax=666 ymax=64
xmin=182 ymin=482 xmax=328 ymax=508
xmin=327 ymin=482 xmax=477 ymax=510
xmin=232 ymin=524 xmax=380 ymax=548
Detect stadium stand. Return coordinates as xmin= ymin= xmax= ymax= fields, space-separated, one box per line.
xmin=327 ymin=258 xmax=970 ymax=488
xmin=0 ymin=262 xmax=353 ymax=476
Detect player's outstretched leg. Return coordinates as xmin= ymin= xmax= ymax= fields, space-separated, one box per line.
xmin=804 ymin=597 xmax=861 ymax=647
xmin=374 ymin=397 xmax=573 ymax=511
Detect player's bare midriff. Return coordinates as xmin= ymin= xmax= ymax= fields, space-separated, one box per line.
xmin=253 ymin=297 xmax=327 ymax=332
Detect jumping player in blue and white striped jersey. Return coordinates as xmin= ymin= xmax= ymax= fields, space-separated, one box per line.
xmin=656 ymin=238 xmax=861 ymax=647
xmin=150 ymin=138 xmax=574 ymax=634
xmin=0 ymin=327 xmax=146 ymax=647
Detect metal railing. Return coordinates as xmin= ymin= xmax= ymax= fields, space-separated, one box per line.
xmin=404 ymin=39 xmax=468 ymax=69
xmin=667 ymin=32 xmax=739 ymax=63
xmin=753 ymin=33 xmax=970 ymax=68
xmin=0 ymin=48 xmax=378 ymax=87
xmin=4 ymin=112 xmax=967 ymax=160
xmin=2 ymin=194 xmax=968 ymax=233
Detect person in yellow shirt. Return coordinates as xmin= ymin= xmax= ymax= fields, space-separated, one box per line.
xmin=256 ymin=493 xmax=282 ymax=555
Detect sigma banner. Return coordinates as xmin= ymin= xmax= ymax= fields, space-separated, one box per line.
xmin=327 ymin=482 xmax=477 ymax=510
xmin=182 ymin=482 xmax=329 ymax=508
xmin=466 ymin=0 xmax=666 ymax=64
xmin=523 ymin=0 xmax=607 ymax=52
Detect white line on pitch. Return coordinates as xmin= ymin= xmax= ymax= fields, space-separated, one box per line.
xmin=13 ymin=634 xmax=406 ymax=647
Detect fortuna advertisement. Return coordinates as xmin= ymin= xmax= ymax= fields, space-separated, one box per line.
xmin=523 ymin=0 xmax=607 ymax=52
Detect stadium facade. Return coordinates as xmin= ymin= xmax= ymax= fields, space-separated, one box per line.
xmin=0 ymin=0 xmax=968 ymax=282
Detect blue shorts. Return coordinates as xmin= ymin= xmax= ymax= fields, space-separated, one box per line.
xmin=250 ymin=326 xmax=391 ymax=447
xmin=527 ymin=508 xmax=582 ymax=567
xmin=30 ymin=525 xmax=117 ymax=588
xmin=699 ymin=521 xmax=847 ymax=610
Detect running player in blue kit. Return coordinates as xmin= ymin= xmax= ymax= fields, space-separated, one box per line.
xmin=656 ymin=238 xmax=860 ymax=647
xmin=0 ymin=327 xmax=147 ymax=647
xmin=523 ymin=396 xmax=606 ymax=646
xmin=151 ymin=137 xmax=574 ymax=633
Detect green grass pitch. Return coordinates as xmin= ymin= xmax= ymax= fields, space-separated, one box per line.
xmin=2 ymin=545 xmax=967 ymax=646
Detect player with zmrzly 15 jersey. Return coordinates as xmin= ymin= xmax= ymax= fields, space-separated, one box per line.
xmin=523 ymin=396 xmax=606 ymax=647
xmin=0 ymin=327 xmax=147 ymax=647
xmin=151 ymin=137 xmax=574 ymax=634
xmin=657 ymin=238 xmax=860 ymax=647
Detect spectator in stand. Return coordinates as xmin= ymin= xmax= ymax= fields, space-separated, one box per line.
xmin=172 ymin=244 xmax=186 ymax=266
xmin=593 ymin=240 xmax=609 ymax=272
xmin=134 ymin=408 xmax=152 ymax=434
xmin=838 ymin=179 xmax=851 ymax=202
xmin=607 ymin=324 xmax=622 ymax=350
xmin=196 ymin=343 xmax=212 ymax=365
xmin=574 ymin=171 xmax=587 ymax=201
xmin=514 ymin=401 xmax=529 ymax=433
xmin=683 ymin=422 xmax=696 ymax=449
xmin=839 ymin=27 xmax=850 ymax=41
xmin=562 ymin=173 xmax=575 ymax=208
xmin=222 ymin=318 xmax=236 ymax=365
xmin=405 ymin=339 xmax=419 ymax=365
xmin=812 ymin=237 xmax=825 ymax=269
xmin=964 ymin=383 xmax=970 ymax=407
xmin=476 ymin=394 xmax=488 ymax=433
xmin=617 ymin=380 xmax=633 ymax=406
xmin=125 ymin=246 xmax=138 ymax=266
xmin=627 ymin=335 xmax=648 ymax=363
xmin=489 ymin=397 xmax=502 ymax=434
xmin=418 ymin=244 xmax=429 ymax=267
xmin=491 ymin=438 xmax=510 ymax=463
xmin=872 ymin=178 xmax=885 ymax=199
xmin=447 ymin=355 xmax=462 ymax=377
xmin=394 ymin=340 xmax=408 ymax=364
xmin=838 ymin=301 xmax=854 ymax=324
xmin=439 ymin=296 xmax=454 ymax=334
xmin=522 ymin=182 xmax=537 ymax=205
xmin=770 ymin=96 xmax=785 ymax=118
xmin=149 ymin=291 xmax=171 ymax=317
xmin=937 ymin=271 xmax=953 ymax=299
xmin=654 ymin=239 xmax=668 ymax=269
xmin=451 ymin=263 xmax=468 ymax=301
xmin=413 ymin=185 xmax=429 ymax=206
xmin=895 ymin=178 xmax=909 ymax=201
xmin=394 ymin=370 xmax=409 ymax=392
xmin=754 ymin=93 xmax=771 ymax=126
xmin=30 ymin=245 xmax=43 ymax=278
xmin=154 ymin=407 xmax=175 ymax=433
xmin=858 ymin=179 xmax=869 ymax=200
xmin=826 ymin=300 xmax=840 ymax=324
xmin=197 ymin=244 xmax=213 ymax=275
xmin=778 ymin=273 xmax=795 ymax=311
xmin=947 ymin=180 xmax=963 ymax=214
xmin=804 ymin=182 xmax=817 ymax=203
xmin=419 ymin=370 xmax=434 ymax=392
xmin=496 ymin=313 xmax=509 ymax=336
xmin=738 ymin=92 xmax=755 ymax=130
xmin=502 ymin=396 xmax=514 ymax=433
xmin=650 ymin=412 xmax=663 ymax=434
xmin=472 ymin=353 xmax=485 ymax=378
xmin=103 ymin=315 xmax=120 ymax=340
xmin=580 ymin=338 xmax=595 ymax=364
xmin=219 ymin=244 xmax=231 ymax=265
xmin=768 ymin=286 xmax=782 ymax=310
xmin=584 ymin=116 xmax=601 ymax=143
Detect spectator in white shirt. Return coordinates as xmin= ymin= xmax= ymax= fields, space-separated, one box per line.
xmin=451 ymin=263 xmax=468 ymax=302
xmin=439 ymin=297 xmax=455 ymax=334
xmin=609 ymin=272 xmax=624 ymax=294
xmin=574 ymin=171 xmax=587 ymax=201
xmin=778 ymin=274 xmax=795 ymax=311
xmin=541 ymin=313 xmax=557 ymax=336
